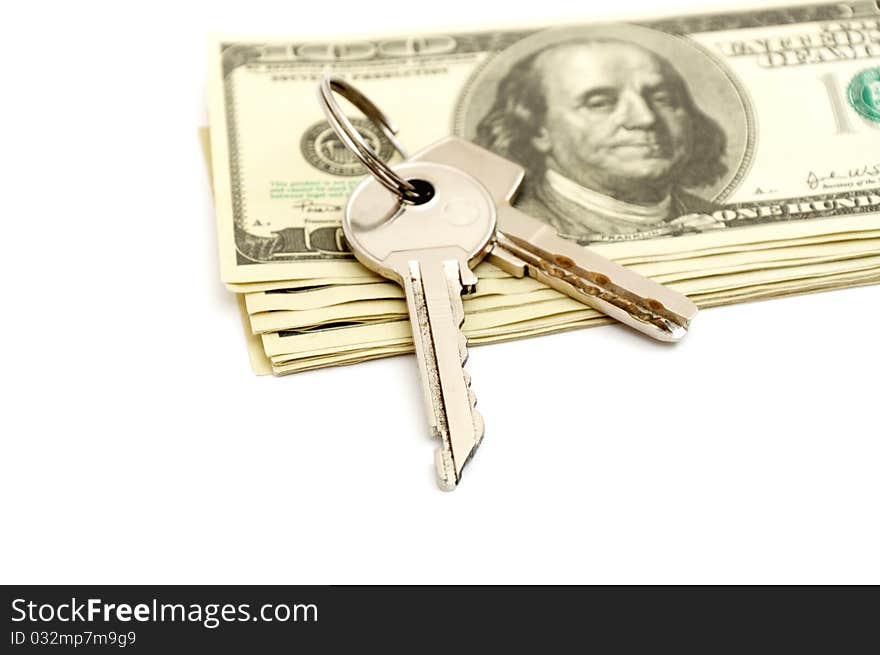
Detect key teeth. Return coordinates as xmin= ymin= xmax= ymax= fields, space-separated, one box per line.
xmin=472 ymin=408 xmax=484 ymax=447
xmin=428 ymin=260 xmax=485 ymax=491
xmin=467 ymin=372 xmax=483 ymax=447
xmin=434 ymin=371 xmax=483 ymax=490
xmin=453 ymin=269 xmax=480 ymax=443
xmin=463 ymin=357 xmax=481 ymax=435
xmin=450 ymin=273 xmax=470 ymax=363
xmin=461 ymin=308 xmax=482 ymax=446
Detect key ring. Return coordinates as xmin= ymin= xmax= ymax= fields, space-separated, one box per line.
xmin=317 ymin=75 xmax=422 ymax=203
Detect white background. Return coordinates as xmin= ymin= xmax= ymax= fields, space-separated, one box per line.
xmin=1 ymin=0 xmax=877 ymax=584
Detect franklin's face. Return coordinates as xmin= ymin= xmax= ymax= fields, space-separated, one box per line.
xmin=532 ymin=42 xmax=694 ymax=202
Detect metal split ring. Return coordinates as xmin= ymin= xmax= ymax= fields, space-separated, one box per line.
xmin=317 ymin=75 xmax=422 ymax=203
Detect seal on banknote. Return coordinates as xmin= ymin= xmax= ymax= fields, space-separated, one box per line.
xmin=847 ymin=67 xmax=880 ymax=123
xmin=301 ymin=118 xmax=395 ymax=176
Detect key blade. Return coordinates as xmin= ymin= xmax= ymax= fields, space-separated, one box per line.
xmin=492 ymin=205 xmax=697 ymax=342
xmin=402 ymin=254 xmax=484 ymax=490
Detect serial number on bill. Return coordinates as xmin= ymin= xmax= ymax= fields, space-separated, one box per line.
xmin=10 ymin=631 xmax=136 ymax=648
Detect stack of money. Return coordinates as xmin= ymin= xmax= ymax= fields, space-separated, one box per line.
xmin=205 ymin=1 xmax=880 ymax=375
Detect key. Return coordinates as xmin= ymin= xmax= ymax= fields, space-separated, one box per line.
xmin=342 ymin=160 xmax=497 ymax=490
xmin=407 ymin=137 xmax=698 ymax=341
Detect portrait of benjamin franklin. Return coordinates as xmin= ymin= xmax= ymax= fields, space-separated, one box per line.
xmin=461 ymin=26 xmax=752 ymax=243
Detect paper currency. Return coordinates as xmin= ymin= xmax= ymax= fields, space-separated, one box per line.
xmin=204 ymin=1 xmax=880 ymax=374
xmin=208 ymin=0 xmax=880 ymax=280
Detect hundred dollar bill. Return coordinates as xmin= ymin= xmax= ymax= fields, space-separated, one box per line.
xmin=207 ymin=1 xmax=880 ymax=285
xmin=257 ymin=252 xmax=880 ymax=352
xmin=244 ymin=235 xmax=880 ymax=328
xmin=265 ymin=268 xmax=880 ymax=374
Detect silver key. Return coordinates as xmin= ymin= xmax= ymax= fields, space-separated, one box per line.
xmin=342 ymin=160 xmax=496 ymax=490
xmin=408 ymin=137 xmax=698 ymax=342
